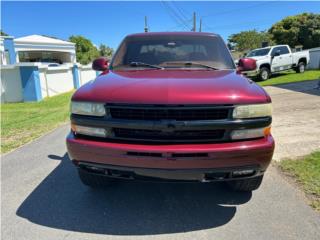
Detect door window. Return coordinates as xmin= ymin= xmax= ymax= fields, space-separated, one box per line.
xmin=271 ymin=46 xmax=289 ymax=56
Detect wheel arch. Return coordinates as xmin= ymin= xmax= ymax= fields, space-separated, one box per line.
xmin=298 ymin=57 xmax=307 ymax=64
xmin=259 ymin=63 xmax=271 ymax=70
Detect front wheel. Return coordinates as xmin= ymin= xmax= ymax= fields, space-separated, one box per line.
xmin=259 ymin=67 xmax=270 ymax=81
xmin=296 ymin=62 xmax=305 ymax=73
xmin=227 ymin=175 xmax=264 ymax=191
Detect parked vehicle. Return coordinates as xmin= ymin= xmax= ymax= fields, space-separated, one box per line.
xmin=66 ymin=32 xmax=274 ymax=191
xmin=239 ymin=45 xmax=310 ymax=80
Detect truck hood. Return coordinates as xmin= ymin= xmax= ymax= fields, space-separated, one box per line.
xmin=72 ymin=69 xmax=269 ymax=104
xmin=245 ymin=56 xmax=269 ymax=61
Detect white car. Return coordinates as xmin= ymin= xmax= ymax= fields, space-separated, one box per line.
xmin=241 ymin=45 xmax=310 ymax=80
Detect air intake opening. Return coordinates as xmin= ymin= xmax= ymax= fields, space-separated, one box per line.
xmin=171 ymin=153 xmax=209 ymax=158
xmin=127 ymin=151 xmax=163 ymax=157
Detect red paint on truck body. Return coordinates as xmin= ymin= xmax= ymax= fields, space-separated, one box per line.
xmin=72 ymin=69 xmax=269 ymax=104
xmin=67 ymin=133 xmax=274 ymax=170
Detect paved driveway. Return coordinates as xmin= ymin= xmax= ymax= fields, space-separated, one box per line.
xmin=265 ymin=80 xmax=320 ymax=160
xmin=1 ymin=80 xmax=320 ymax=240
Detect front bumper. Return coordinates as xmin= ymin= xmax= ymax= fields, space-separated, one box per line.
xmin=67 ymin=132 xmax=274 ymax=181
xmin=241 ymin=69 xmax=259 ymax=77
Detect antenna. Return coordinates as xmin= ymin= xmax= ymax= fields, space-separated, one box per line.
xmin=144 ymin=16 xmax=149 ymax=32
xmin=192 ymin=12 xmax=196 ymax=32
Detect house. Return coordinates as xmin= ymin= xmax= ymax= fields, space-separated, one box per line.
xmin=1 ymin=35 xmax=77 ymax=65
xmin=1 ymin=35 xmax=97 ymax=103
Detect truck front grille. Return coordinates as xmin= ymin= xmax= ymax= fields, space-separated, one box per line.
xmin=109 ymin=107 xmax=229 ymax=121
xmin=113 ymin=128 xmax=225 ymax=142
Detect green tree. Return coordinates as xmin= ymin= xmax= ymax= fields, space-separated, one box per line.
xmin=228 ymin=30 xmax=274 ymax=52
xmin=99 ymin=44 xmax=114 ymax=58
xmin=1 ymin=30 xmax=9 ymax=36
xmin=269 ymin=13 xmax=320 ymax=49
xmin=69 ymin=35 xmax=99 ymax=65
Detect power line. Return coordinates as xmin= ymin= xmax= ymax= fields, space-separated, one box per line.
xmin=167 ymin=18 xmax=193 ymax=31
xmin=171 ymin=0 xmax=190 ymax=21
xmin=161 ymin=1 xmax=191 ymax=31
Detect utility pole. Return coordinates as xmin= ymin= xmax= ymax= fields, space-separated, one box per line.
xmin=144 ymin=16 xmax=149 ymax=32
xmin=199 ymin=18 xmax=202 ymax=32
xmin=192 ymin=12 xmax=196 ymax=32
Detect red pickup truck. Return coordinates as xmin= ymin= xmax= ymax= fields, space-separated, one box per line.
xmin=67 ymin=32 xmax=274 ymax=191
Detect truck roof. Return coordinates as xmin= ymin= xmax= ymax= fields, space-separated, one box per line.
xmin=126 ymin=32 xmax=219 ymax=38
xmin=250 ymin=45 xmax=289 ymax=51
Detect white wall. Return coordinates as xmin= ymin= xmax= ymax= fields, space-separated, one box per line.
xmin=0 ymin=66 xmax=23 ymax=103
xmin=40 ymin=65 xmax=74 ymax=97
xmin=1 ymin=63 xmax=98 ymax=103
xmin=38 ymin=63 xmax=97 ymax=99
xmin=307 ymin=48 xmax=320 ymax=70
xmin=79 ymin=65 xmax=96 ymax=85
xmin=38 ymin=69 xmax=48 ymax=98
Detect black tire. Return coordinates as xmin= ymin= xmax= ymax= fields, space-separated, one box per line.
xmin=78 ymin=168 xmax=114 ymax=188
xmin=296 ymin=61 xmax=305 ymax=73
xmin=259 ymin=67 xmax=270 ymax=81
xmin=227 ymin=175 xmax=264 ymax=191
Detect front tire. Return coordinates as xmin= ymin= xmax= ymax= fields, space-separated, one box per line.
xmin=259 ymin=67 xmax=270 ymax=81
xmin=227 ymin=175 xmax=264 ymax=191
xmin=78 ymin=168 xmax=114 ymax=188
xmin=296 ymin=62 xmax=305 ymax=73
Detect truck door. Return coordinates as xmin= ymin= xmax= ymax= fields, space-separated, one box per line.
xmin=271 ymin=46 xmax=292 ymax=72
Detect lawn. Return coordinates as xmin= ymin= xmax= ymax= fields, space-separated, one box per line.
xmin=279 ymin=151 xmax=320 ymax=211
xmin=257 ymin=70 xmax=320 ymax=86
xmin=1 ymin=91 xmax=74 ymax=154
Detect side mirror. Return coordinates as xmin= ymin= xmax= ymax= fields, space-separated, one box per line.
xmin=272 ymin=51 xmax=280 ymax=58
xmin=237 ymin=58 xmax=257 ymax=73
xmin=92 ymin=57 xmax=109 ymax=71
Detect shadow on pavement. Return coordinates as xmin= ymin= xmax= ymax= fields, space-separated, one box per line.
xmin=272 ymin=79 xmax=320 ymax=96
xmin=16 ymin=153 xmax=252 ymax=235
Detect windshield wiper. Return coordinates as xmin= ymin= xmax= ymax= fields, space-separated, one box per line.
xmin=163 ymin=61 xmax=219 ymax=70
xmin=129 ymin=62 xmax=163 ymax=69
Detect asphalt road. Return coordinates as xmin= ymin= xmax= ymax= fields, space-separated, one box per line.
xmin=2 ymin=80 xmax=320 ymax=240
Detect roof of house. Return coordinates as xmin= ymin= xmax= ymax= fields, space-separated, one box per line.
xmin=14 ymin=35 xmax=75 ymax=46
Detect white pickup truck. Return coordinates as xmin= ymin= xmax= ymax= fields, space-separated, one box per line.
xmin=240 ymin=45 xmax=310 ymax=80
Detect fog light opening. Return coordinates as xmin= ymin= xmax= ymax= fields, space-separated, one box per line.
xmin=83 ymin=165 xmax=105 ymax=174
xmin=72 ymin=124 xmax=107 ymax=138
xmin=232 ymin=169 xmax=255 ymax=178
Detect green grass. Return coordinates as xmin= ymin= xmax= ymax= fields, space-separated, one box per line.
xmin=258 ymin=70 xmax=320 ymax=86
xmin=279 ymin=151 xmax=320 ymax=211
xmin=1 ymin=91 xmax=74 ymax=154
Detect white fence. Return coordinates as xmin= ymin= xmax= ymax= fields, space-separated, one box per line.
xmin=39 ymin=64 xmax=75 ymax=98
xmin=79 ymin=65 xmax=97 ymax=86
xmin=1 ymin=63 xmax=97 ymax=103
xmin=307 ymin=48 xmax=320 ymax=70
xmin=1 ymin=65 xmax=23 ymax=102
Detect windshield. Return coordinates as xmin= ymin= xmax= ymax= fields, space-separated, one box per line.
xmin=111 ymin=35 xmax=235 ymax=70
xmin=247 ymin=48 xmax=271 ymax=57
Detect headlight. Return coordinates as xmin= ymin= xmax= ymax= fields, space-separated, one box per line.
xmin=233 ymin=103 xmax=272 ymax=119
xmin=71 ymin=101 xmax=105 ymax=116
